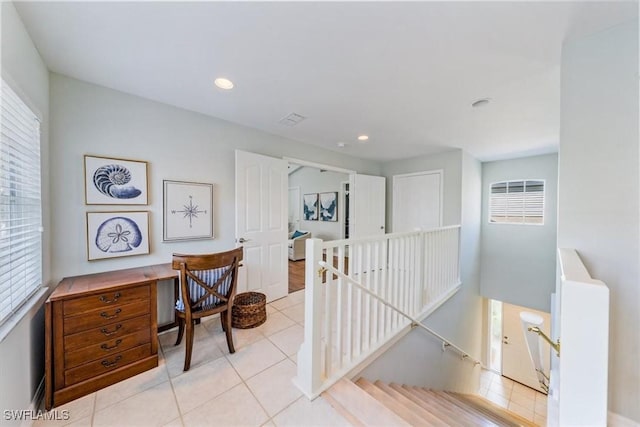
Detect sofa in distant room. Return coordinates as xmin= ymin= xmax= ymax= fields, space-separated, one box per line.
xmin=288 ymin=230 xmax=311 ymax=261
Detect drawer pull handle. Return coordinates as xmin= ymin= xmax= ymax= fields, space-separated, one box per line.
xmin=99 ymin=292 xmax=121 ymax=304
xmin=100 ymin=324 xmax=122 ymax=336
xmin=101 ymin=355 xmax=122 ymax=368
xmin=101 ymin=339 xmax=123 ymax=351
xmin=100 ymin=308 xmax=122 ymax=320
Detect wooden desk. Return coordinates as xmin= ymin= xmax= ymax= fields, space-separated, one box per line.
xmin=45 ymin=263 xmax=178 ymax=409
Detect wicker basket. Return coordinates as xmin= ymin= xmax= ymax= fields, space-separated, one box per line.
xmin=232 ymin=292 xmax=267 ymax=329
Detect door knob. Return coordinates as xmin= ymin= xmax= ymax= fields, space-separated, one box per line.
xmin=237 ymin=237 xmax=251 ymax=243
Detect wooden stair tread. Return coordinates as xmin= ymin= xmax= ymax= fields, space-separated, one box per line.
xmin=427 ymin=390 xmax=506 ymax=427
xmin=355 ymin=378 xmax=430 ymax=426
xmin=415 ymin=388 xmax=500 ymax=427
xmin=373 ymin=381 xmax=450 ymax=426
xmin=407 ymin=386 xmax=485 ymax=427
xmin=334 ymin=378 xmax=539 ymax=427
xmin=448 ymin=392 xmax=539 ymax=427
xmin=323 ymin=378 xmax=409 ymax=427
xmin=387 ymin=383 xmax=465 ymax=426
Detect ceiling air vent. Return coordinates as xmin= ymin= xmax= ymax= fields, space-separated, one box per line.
xmin=278 ymin=112 xmax=307 ymax=127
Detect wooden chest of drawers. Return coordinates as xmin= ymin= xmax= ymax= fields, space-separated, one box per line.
xmin=45 ymin=266 xmax=163 ymax=410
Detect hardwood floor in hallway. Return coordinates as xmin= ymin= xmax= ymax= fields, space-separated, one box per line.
xmin=288 ymin=256 xmax=349 ymax=294
xmin=288 ymin=259 xmax=305 ymax=293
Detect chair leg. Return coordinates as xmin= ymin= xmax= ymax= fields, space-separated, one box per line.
xmin=220 ymin=310 xmax=227 ymax=332
xmin=224 ymin=309 xmax=235 ymax=354
xmin=183 ymin=320 xmax=195 ymax=371
xmin=174 ymin=316 xmax=185 ymax=346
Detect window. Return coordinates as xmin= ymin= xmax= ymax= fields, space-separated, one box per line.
xmin=0 ymin=79 xmax=42 ymax=325
xmin=489 ymin=180 xmax=544 ymax=225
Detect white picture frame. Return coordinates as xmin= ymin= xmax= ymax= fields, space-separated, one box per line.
xmin=84 ymin=155 xmax=149 ymax=205
xmin=163 ymin=180 xmax=214 ymax=241
xmin=87 ymin=211 xmax=150 ymax=261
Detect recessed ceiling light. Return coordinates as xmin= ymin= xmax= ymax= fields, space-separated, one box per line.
xmin=214 ymin=77 xmax=234 ymax=90
xmin=337 ymin=142 xmax=346 ymax=148
xmin=471 ymin=98 xmax=490 ymax=108
xmin=357 ymin=135 xmax=369 ymax=142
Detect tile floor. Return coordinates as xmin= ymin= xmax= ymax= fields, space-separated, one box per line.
xmin=34 ymin=290 xmax=351 ymax=427
xmin=479 ymin=369 xmax=547 ymax=426
xmin=35 ymin=290 xmax=549 ymax=426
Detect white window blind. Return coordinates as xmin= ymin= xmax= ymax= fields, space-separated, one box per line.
xmin=0 ymin=79 xmax=42 ymax=325
xmin=489 ymin=180 xmax=544 ymax=225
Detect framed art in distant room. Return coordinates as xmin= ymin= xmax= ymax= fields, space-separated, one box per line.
xmin=303 ymin=193 xmax=319 ymax=220
xmin=87 ymin=211 xmax=150 ymax=260
xmin=84 ymin=155 xmax=149 ymax=205
xmin=319 ymin=192 xmax=338 ymax=221
xmin=163 ymin=180 xmax=214 ymax=241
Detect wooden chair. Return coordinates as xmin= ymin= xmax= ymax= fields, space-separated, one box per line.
xmin=172 ymin=247 xmax=243 ymax=371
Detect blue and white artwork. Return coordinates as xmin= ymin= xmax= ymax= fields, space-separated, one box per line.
xmin=87 ymin=211 xmax=150 ymax=260
xmin=303 ymin=193 xmax=319 ymax=220
xmin=95 ymin=217 xmax=143 ymax=253
xmin=85 ymin=155 xmax=148 ymax=205
xmin=93 ymin=164 xmax=142 ymax=199
xmin=319 ymin=192 xmax=338 ymax=222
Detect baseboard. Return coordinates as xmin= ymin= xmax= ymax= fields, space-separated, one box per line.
xmin=608 ymin=411 xmax=640 ymax=427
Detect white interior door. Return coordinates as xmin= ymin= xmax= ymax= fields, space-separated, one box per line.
xmin=502 ymin=302 xmax=551 ymax=393
xmin=235 ymin=150 xmax=288 ymax=302
xmin=392 ymin=170 xmax=442 ymax=232
xmin=350 ymin=174 xmax=386 ymax=239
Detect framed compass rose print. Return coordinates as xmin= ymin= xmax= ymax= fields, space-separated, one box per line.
xmin=163 ymin=180 xmax=214 ymax=241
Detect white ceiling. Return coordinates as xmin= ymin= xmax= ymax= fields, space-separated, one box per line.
xmin=14 ymin=1 xmax=637 ymax=162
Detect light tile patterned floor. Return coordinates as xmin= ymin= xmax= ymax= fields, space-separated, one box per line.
xmin=34 ymin=290 xmax=351 ymax=427
xmin=34 ymin=290 xmax=548 ymax=426
xmin=479 ymin=369 xmax=548 ymax=426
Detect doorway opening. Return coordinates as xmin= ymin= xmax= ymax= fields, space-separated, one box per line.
xmin=488 ymin=298 xmax=551 ymax=395
xmin=488 ymin=299 xmax=503 ymax=373
xmin=287 ymin=160 xmax=352 ymax=294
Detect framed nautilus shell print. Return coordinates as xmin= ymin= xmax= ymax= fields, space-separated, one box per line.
xmin=86 ymin=211 xmax=150 ymax=260
xmin=84 ymin=155 xmax=149 ymax=205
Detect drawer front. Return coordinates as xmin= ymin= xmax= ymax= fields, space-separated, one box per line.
xmin=64 ymin=314 xmax=151 ymax=351
xmin=64 ymin=343 xmax=151 ymax=387
xmin=64 ymin=328 xmax=151 ymax=369
xmin=63 ymin=284 xmax=150 ymax=317
xmin=64 ymin=300 xmax=150 ymax=335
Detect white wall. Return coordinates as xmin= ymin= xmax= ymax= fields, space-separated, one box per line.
xmin=361 ymin=150 xmax=483 ymax=392
xmin=0 ymin=2 xmax=50 ymax=423
xmin=480 ymin=153 xmax=558 ymax=312
xmin=288 ymin=166 xmax=348 ymax=241
xmin=49 ymin=74 xmax=380 ymax=283
xmin=558 ymin=20 xmax=639 ymax=422
xmin=382 ymin=150 xmax=462 ymax=231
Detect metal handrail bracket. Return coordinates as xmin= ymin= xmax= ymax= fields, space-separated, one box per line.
xmin=528 ymin=326 xmax=561 ymax=357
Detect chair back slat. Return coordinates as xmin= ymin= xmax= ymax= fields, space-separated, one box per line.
xmin=172 ymin=247 xmax=243 ymax=314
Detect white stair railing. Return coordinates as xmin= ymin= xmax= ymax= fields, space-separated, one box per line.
xmin=294 ymin=226 xmax=462 ymax=399
xmin=548 ymin=248 xmax=609 ymax=426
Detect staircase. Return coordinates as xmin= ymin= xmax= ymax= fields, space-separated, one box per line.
xmin=324 ymin=378 xmax=539 ymax=427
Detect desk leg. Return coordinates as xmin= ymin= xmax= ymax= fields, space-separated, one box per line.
xmin=158 ymin=277 xmax=180 ymax=333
